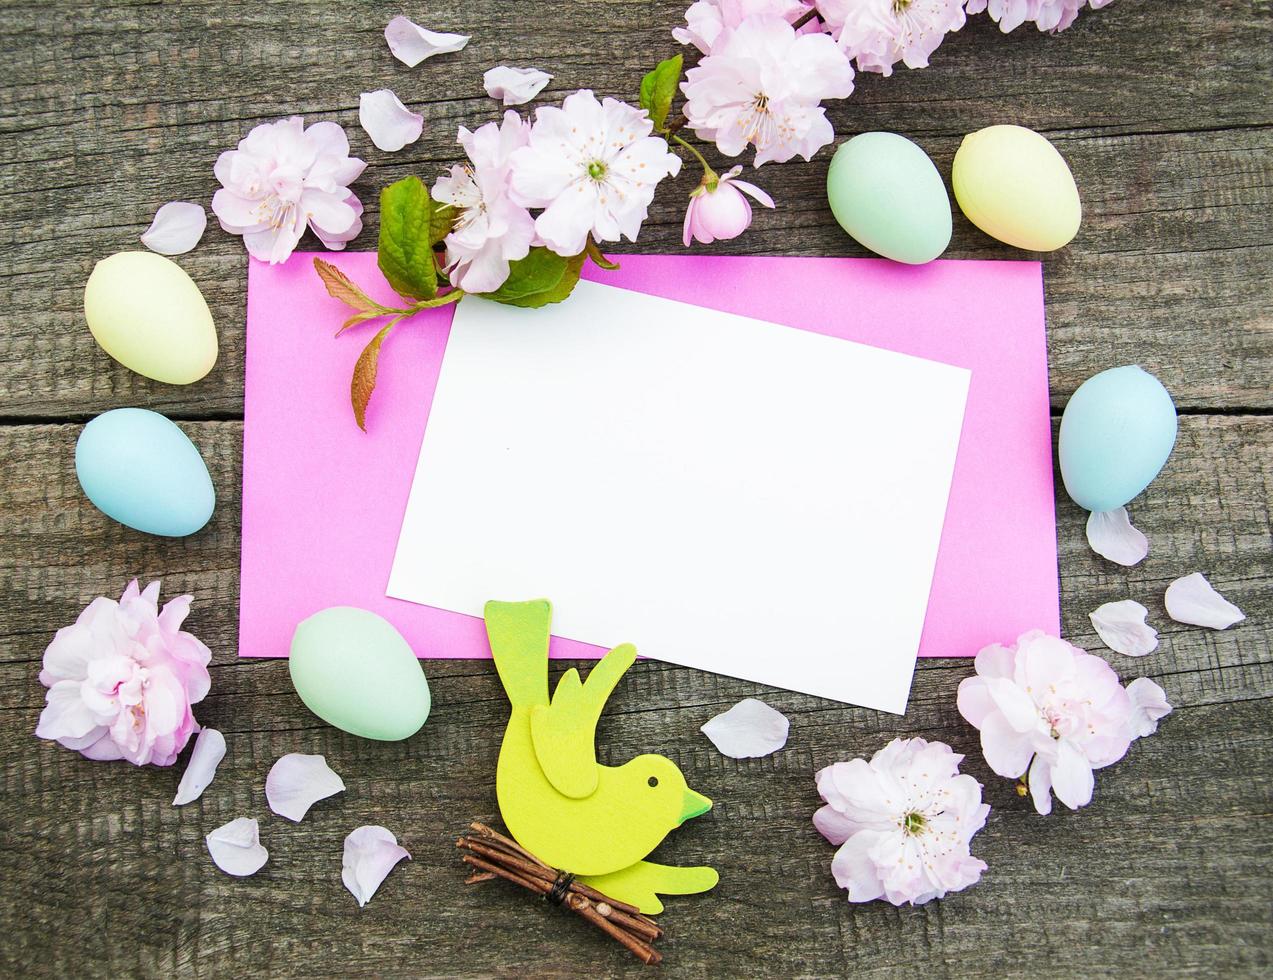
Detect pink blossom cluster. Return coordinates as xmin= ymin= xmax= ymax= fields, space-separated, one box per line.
xmin=35 ymin=581 xmax=212 ymax=767
xmin=957 ymin=630 xmax=1170 ymax=815
xmin=966 ymin=0 xmax=1116 ymax=34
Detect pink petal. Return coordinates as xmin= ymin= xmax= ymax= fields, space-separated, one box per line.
xmin=984 ymin=676 xmax=1039 ymax=733
xmin=1086 ymin=507 xmax=1149 ymax=566
xmin=979 ymin=711 xmax=1035 ymax=778
xmin=1126 ymin=677 xmax=1172 ymax=738
xmin=813 ymin=803 xmax=856 ymax=846
xmin=483 ymin=66 xmax=553 ymax=106
xmin=956 ymin=676 xmax=996 ymax=728
xmin=384 ymin=16 xmax=469 ymax=67
xmin=1027 ymin=757 xmax=1054 ymax=815
xmin=1089 ymin=600 xmax=1159 ymax=657
xmin=700 ymin=698 xmax=789 ymax=758
xmin=140 ymin=201 xmax=207 ymax=255
xmin=342 ymin=825 xmax=411 ymax=907
xmin=728 ymin=177 xmax=775 ymax=209
xmin=266 ymin=753 xmax=346 ymax=822
xmin=1164 ymin=572 xmax=1245 ymax=630
xmin=173 ymin=728 xmax=226 ymax=806
xmin=206 ymin=817 xmax=268 ymax=876
xmin=358 ymin=90 xmax=424 ymax=153
xmin=1050 ymin=741 xmax=1095 ymax=810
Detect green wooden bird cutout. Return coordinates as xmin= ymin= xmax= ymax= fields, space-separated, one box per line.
xmin=485 ymin=599 xmax=719 ymax=914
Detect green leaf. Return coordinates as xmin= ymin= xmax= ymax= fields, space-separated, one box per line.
xmin=639 ymin=54 xmax=683 ymax=132
xmin=481 ymin=248 xmax=571 ymax=302
xmin=430 ymin=204 xmax=457 ymax=246
xmin=378 ymin=176 xmax=437 ymax=301
xmin=493 ymin=250 xmax=586 ymax=309
xmin=350 ymin=320 xmax=399 ymax=432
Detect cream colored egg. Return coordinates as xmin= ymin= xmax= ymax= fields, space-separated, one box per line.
xmin=952 ymin=125 xmax=1081 ymax=252
xmin=84 ymin=251 xmax=218 ymax=384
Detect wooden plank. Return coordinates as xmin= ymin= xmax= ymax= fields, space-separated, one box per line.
xmin=0 ymin=415 xmax=1268 ymax=976
xmin=1 ymin=2 xmax=1271 ymax=420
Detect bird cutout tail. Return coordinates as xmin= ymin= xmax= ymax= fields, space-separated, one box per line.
xmin=578 ymin=861 xmax=720 ymax=916
xmin=484 ymin=599 xmax=552 ymax=710
xmin=530 ymin=643 xmax=638 ymax=799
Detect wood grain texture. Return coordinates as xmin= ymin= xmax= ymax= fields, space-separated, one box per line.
xmin=0 ymin=0 xmax=1270 ymax=977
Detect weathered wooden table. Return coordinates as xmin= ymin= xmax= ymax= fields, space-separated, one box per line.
xmin=2 ymin=1 xmax=1270 ymax=976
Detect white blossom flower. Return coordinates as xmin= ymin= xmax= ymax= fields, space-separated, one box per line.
xmin=681 ymin=17 xmax=855 ymax=166
xmin=814 ymin=738 xmax=989 ymax=906
xmin=672 ymin=0 xmax=814 ymax=54
xmin=509 ymin=90 xmax=682 ymax=257
xmin=212 ymin=116 xmax=365 ymax=264
xmin=820 ymin=0 xmax=967 ymax=75
xmin=434 ymin=111 xmax=537 ymax=293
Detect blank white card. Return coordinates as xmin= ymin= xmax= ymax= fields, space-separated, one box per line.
xmin=387 ymin=280 xmax=970 ymax=713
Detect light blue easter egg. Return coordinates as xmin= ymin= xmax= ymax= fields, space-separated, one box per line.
xmin=826 ymin=132 xmax=952 ymax=265
xmin=1059 ymin=366 xmax=1177 ymax=512
xmin=75 ymin=408 xmax=215 ymax=536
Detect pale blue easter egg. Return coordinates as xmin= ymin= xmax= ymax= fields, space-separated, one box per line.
xmin=75 ymin=408 xmax=215 ymax=536
xmin=827 ymin=132 xmax=952 ymax=264
xmin=1059 ymin=366 xmax=1177 ymax=512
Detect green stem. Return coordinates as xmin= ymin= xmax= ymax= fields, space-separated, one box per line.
xmin=397 ymin=289 xmax=466 ymax=317
xmin=671 ymin=134 xmax=717 ymax=186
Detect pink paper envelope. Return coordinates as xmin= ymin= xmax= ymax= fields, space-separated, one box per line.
xmin=241 ymin=252 xmax=1056 ymax=663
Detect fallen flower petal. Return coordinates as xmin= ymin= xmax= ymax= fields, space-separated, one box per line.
xmin=700 ymin=698 xmax=789 ymax=758
xmin=342 ymin=825 xmax=410 ymax=907
xmin=266 ymin=753 xmax=346 ymax=822
xmin=384 ymin=16 xmax=469 ymax=67
xmin=1164 ymin=572 xmax=1245 ymax=629
xmin=483 ymin=65 xmax=553 ymax=105
xmin=206 ymin=817 xmax=268 ymax=877
xmin=1126 ymin=677 xmax=1172 ymax=738
xmin=1089 ymin=600 xmax=1159 ymax=657
xmin=359 ymin=90 xmax=424 ymax=152
xmin=1086 ymin=507 xmax=1149 ymax=566
xmin=173 ymin=727 xmax=226 ymax=805
xmin=141 ymin=201 xmax=207 ymax=255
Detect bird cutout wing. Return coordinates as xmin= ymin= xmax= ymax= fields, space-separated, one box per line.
xmin=529 ymin=642 xmax=637 ymax=799
xmin=578 ymin=861 xmax=720 ymax=915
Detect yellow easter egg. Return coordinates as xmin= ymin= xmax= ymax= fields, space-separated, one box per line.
xmin=952 ymin=125 xmax=1081 ymax=252
xmin=84 ymin=251 xmax=218 ymax=385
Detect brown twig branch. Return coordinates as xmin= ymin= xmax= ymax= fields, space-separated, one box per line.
xmin=457 ymin=822 xmax=665 ymax=965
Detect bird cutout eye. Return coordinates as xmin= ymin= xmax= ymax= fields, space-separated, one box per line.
xmin=647 ymin=776 xmax=659 ymax=788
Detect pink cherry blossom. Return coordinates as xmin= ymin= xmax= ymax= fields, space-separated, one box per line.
xmin=212 ymin=116 xmax=366 ymax=264
xmin=814 ymin=738 xmax=989 ymax=906
xmin=820 ymin=0 xmax=967 ymax=75
xmin=509 ymin=90 xmax=682 ymax=257
xmin=966 ymin=0 xmax=1113 ymax=33
xmin=672 ymin=0 xmax=815 ymax=54
xmin=433 ymin=111 xmax=537 ymax=293
xmin=957 ymin=631 xmax=1138 ymax=815
xmin=35 ymin=581 xmax=212 ymax=767
xmin=683 ymin=165 xmax=774 ymax=245
xmin=681 ymin=17 xmax=855 ymax=166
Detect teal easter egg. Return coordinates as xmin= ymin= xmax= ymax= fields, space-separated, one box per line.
xmin=75 ymin=408 xmax=215 ymax=536
xmin=826 ymin=132 xmax=952 ymax=264
xmin=289 ymin=607 xmax=431 ymax=741
xmin=1059 ymin=366 xmax=1177 ymax=512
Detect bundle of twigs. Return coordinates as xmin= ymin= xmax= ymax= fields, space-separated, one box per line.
xmin=457 ymin=822 xmax=664 ymax=965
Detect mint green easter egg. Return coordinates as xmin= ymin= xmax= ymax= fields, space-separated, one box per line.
xmin=826 ymin=132 xmax=952 ymax=265
xmin=289 ymin=607 xmax=430 ymax=740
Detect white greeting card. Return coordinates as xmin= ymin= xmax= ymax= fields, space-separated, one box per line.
xmin=387 ymin=280 xmax=969 ymax=712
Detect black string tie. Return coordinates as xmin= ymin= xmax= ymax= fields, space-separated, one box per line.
xmin=546 ymin=870 xmax=575 ymax=907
